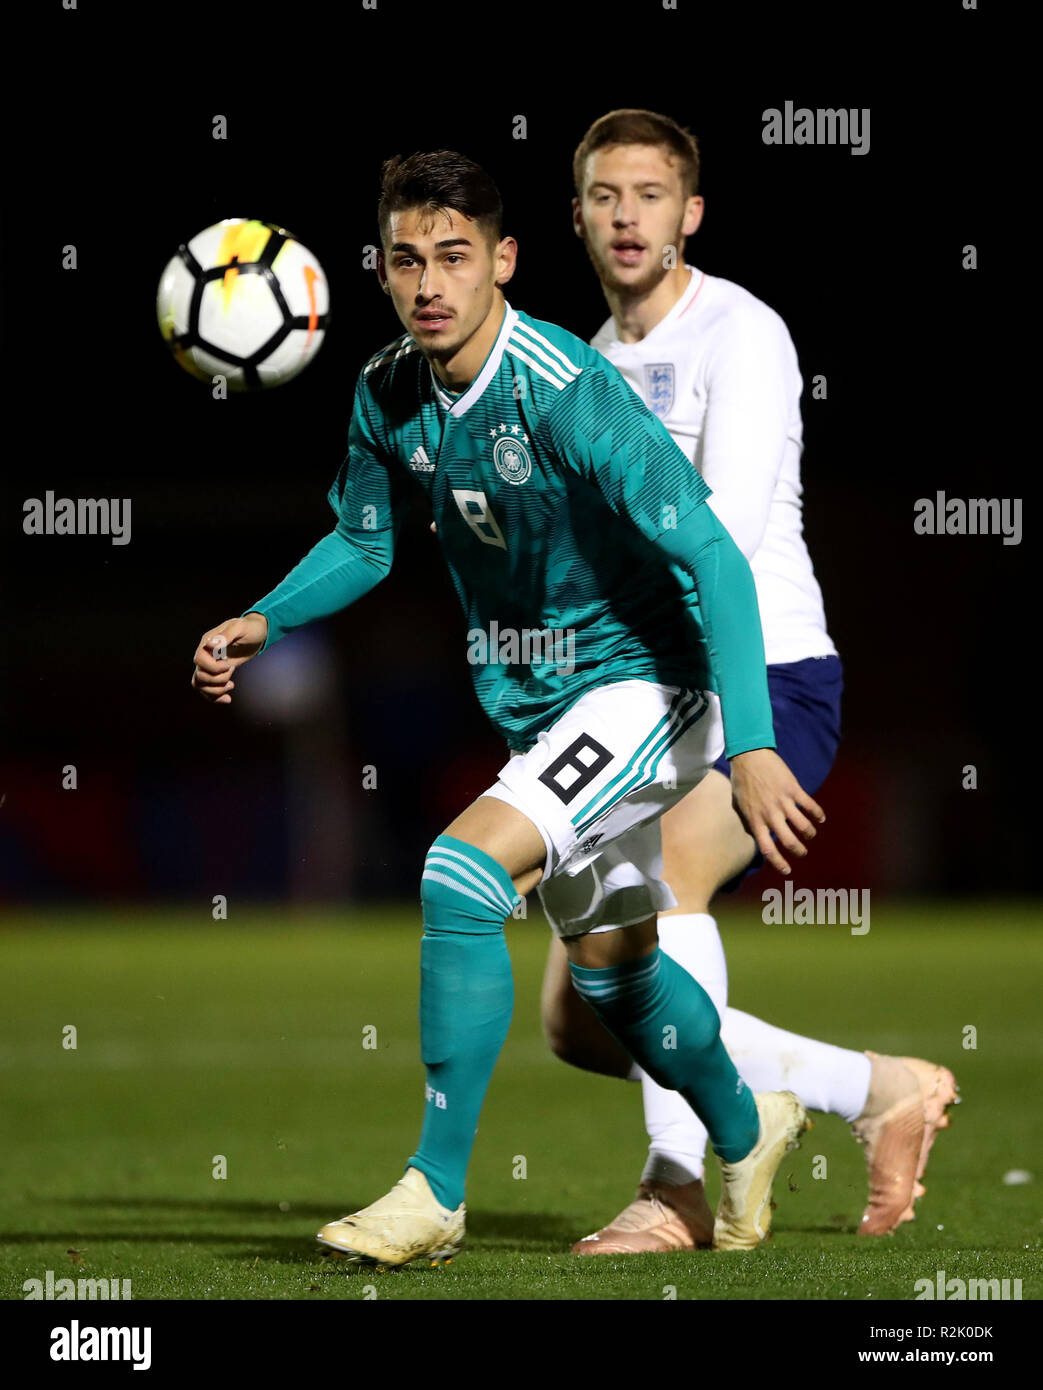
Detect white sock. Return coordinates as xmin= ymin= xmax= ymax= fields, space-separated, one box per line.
xmin=636 ymin=917 xmax=875 ymax=1185
xmin=720 ymin=1010 xmax=872 ymax=1123
xmin=639 ymin=914 xmax=726 ymax=1186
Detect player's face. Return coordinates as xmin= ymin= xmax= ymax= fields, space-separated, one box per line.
xmin=574 ymin=144 xmax=703 ymax=294
xmin=378 ymin=207 xmax=515 ymax=359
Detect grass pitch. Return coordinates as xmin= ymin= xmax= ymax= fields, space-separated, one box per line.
xmin=0 ymin=902 xmax=1039 ymax=1301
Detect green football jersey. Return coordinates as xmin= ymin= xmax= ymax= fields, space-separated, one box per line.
xmin=249 ymin=299 xmax=774 ymax=756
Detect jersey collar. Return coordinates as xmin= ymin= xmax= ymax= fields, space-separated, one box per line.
xmin=429 ymin=301 xmax=518 ymax=417
xmin=596 ymin=265 xmax=704 ymax=348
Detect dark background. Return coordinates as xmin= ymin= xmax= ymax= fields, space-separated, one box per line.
xmin=0 ymin=1 xmax=1026 ymax=907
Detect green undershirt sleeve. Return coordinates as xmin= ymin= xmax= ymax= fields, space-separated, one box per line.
xmin=242 ymin=375 xmax=408 ymax=651
xmin=655 ymin=501 xmax=776 ymax=759
xmin=244 ymin=518 xmax=395 ymax=651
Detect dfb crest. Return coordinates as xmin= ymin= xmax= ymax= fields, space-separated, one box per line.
xmin=493 ymin=434 xmax=533 ymax=484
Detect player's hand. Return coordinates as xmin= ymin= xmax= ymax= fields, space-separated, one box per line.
xmin=728 ymin=747 xmax=825 ymax=875
xmin=191 ymin=613 xmax=268 ymax=705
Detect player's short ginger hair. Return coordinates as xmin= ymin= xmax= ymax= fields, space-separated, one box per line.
xmin=378 ymin=150 xmax=503 ymax=245
xmin=573 ymin=110 xmax=701 ymax=199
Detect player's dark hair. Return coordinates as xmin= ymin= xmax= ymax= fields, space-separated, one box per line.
xmin=378 ymin=151 xmax=503 ymax=245
xmin=573 ymin=110 xmax=700 ymax=198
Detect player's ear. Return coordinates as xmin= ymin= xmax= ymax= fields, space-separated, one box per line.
xmin=376 ymin=249 xmax=390 ymax=293
xmin=682 ymin=196 xmax=705 ymax=238
xmin=572 ymin=196 xmax=585 ymax=240
xmin=494 ymin=235 xmax=518 ymax=287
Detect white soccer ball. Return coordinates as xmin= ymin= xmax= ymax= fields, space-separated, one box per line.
xmin=156 ymin=218 xmax=330 ymax=390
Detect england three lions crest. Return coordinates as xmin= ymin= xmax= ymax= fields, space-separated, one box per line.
xmin=644 ymin=363 xmax=675 ymax=419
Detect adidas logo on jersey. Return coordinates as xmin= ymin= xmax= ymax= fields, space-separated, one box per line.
xmin=409 ymin=447 xmax=435 ymax=473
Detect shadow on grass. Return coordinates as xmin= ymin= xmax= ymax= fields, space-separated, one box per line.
xmin=6 ymin=1198 xmax=586 ymax=1257
xmin=1 ymin=1231 xmax=322 ymax=1258
xmin=777 ymin=1225 xmax=858 ymax=1237
xmin=38 ymin=1194 xmax=579 ymax=1230
xmin=40 ymin=1195 xmax=349 ymax=1218
xmin=17 ymin=1195 xmax=869 ymax=1247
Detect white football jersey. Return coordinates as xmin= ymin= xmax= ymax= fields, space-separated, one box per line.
xmin=590 ymin=266 xmax=837 ymax=666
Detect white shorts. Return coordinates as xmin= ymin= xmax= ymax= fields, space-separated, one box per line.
xmin=483 ymin=680 xmax=725 ymax=939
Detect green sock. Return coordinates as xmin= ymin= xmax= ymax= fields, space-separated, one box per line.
xmin=406 ymin=835 xmax=519 ymax=1209
xmin=569 ymin=947 xmax=758 ymax=1161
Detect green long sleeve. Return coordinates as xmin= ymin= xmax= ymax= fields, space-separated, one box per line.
xmin=656 ymin=501 xmax=776 ymax=759
xmin=244 ymin=519 xmax=394 ymax=651
xmin=243 ymin=380 xmax=411 ymax=650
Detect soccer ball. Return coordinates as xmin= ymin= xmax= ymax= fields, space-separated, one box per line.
xmin=156 ymin=219 xmax=330 ymax=390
